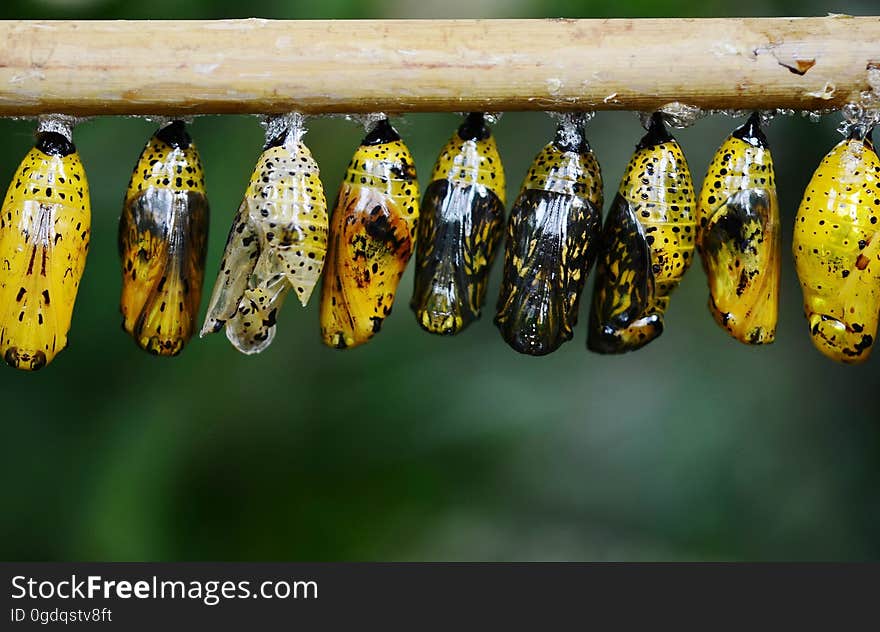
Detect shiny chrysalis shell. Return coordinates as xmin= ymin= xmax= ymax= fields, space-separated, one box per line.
xmin=0 ymin=130 xmax=90 ymax=371
xmin=696 ymin=112 xmax=780 ymax=345
xmin=119 ymin=121 xmax=209 ymax=356
xmin=411 ymin=113 xmax=506 ymax=335
xmin=320 ymin=118 xmax=419 ymax=349
xmin=792 ymin=128 xmax=880 ymax=364
xmin=588 ymin=112 xmax=696 ymax=354
xmin=201 ymin=124 xmax=329 ymax=354
xmin=494 ymin=121 xmax=603 ymax=356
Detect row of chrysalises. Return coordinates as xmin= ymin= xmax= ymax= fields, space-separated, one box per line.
xmin=0 ymin=109 xmax=877 ymax=371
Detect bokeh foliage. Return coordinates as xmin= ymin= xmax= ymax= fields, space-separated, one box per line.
xmin=0 ymin=0 xmax=878 ymax=560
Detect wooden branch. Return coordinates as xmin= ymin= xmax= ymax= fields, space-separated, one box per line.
xmin=0 ymin=17 xmax=877 ymax=116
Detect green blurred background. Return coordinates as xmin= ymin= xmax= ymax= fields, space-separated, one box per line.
xmin=1 ymin=0 xmax=878 ymax=561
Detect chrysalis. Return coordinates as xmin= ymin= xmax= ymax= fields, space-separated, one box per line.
xmin=793 ymin=125 xmax=880 ymax=364
xmin=494 ymin=118 xmax=603 ymax=355
xmin=696 ymin=112 xmax=780 ymax=345
xmin=411 ymin=113 xmax=506 ymax=335
xmin=119 ymin=120 xmax=209 ymax=356
xmin=202 ymin=115 xmax=328 ymax=354
xmin=320 ymin=118 xmax=419 ymax=349
xmin=588 ymin=113 xmax=696 ymax=354
xmin=0 ymin=123 xmax=90 ymax=370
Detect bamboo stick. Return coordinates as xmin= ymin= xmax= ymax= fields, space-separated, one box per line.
xmin=0 ymin=17 xmax=877 ymax=116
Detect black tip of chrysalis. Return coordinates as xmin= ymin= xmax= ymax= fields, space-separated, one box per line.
xmin=265 ymin=126 xmax=293 ymax=150
xmin=155 ymin=120 xmax=192 ymax=149
xmin=35 ymin=131 xmax=75 ymax=157
xmin=732 ymin=112 xmax=769 ymax=148
xmin=636 ymin=112 xmax=674 ymax=150
xmin=264 ymin=132 xmax=286 ymax=150
xmin=458 ymin=112 xmax=491 ymax=141
xmin=553 ymin=121 xmax=590 ymax=154
xmin=846 ymin=123 xmax=876 ymax=147
xmin=362 ymin=118 xmax=400 ymax=146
